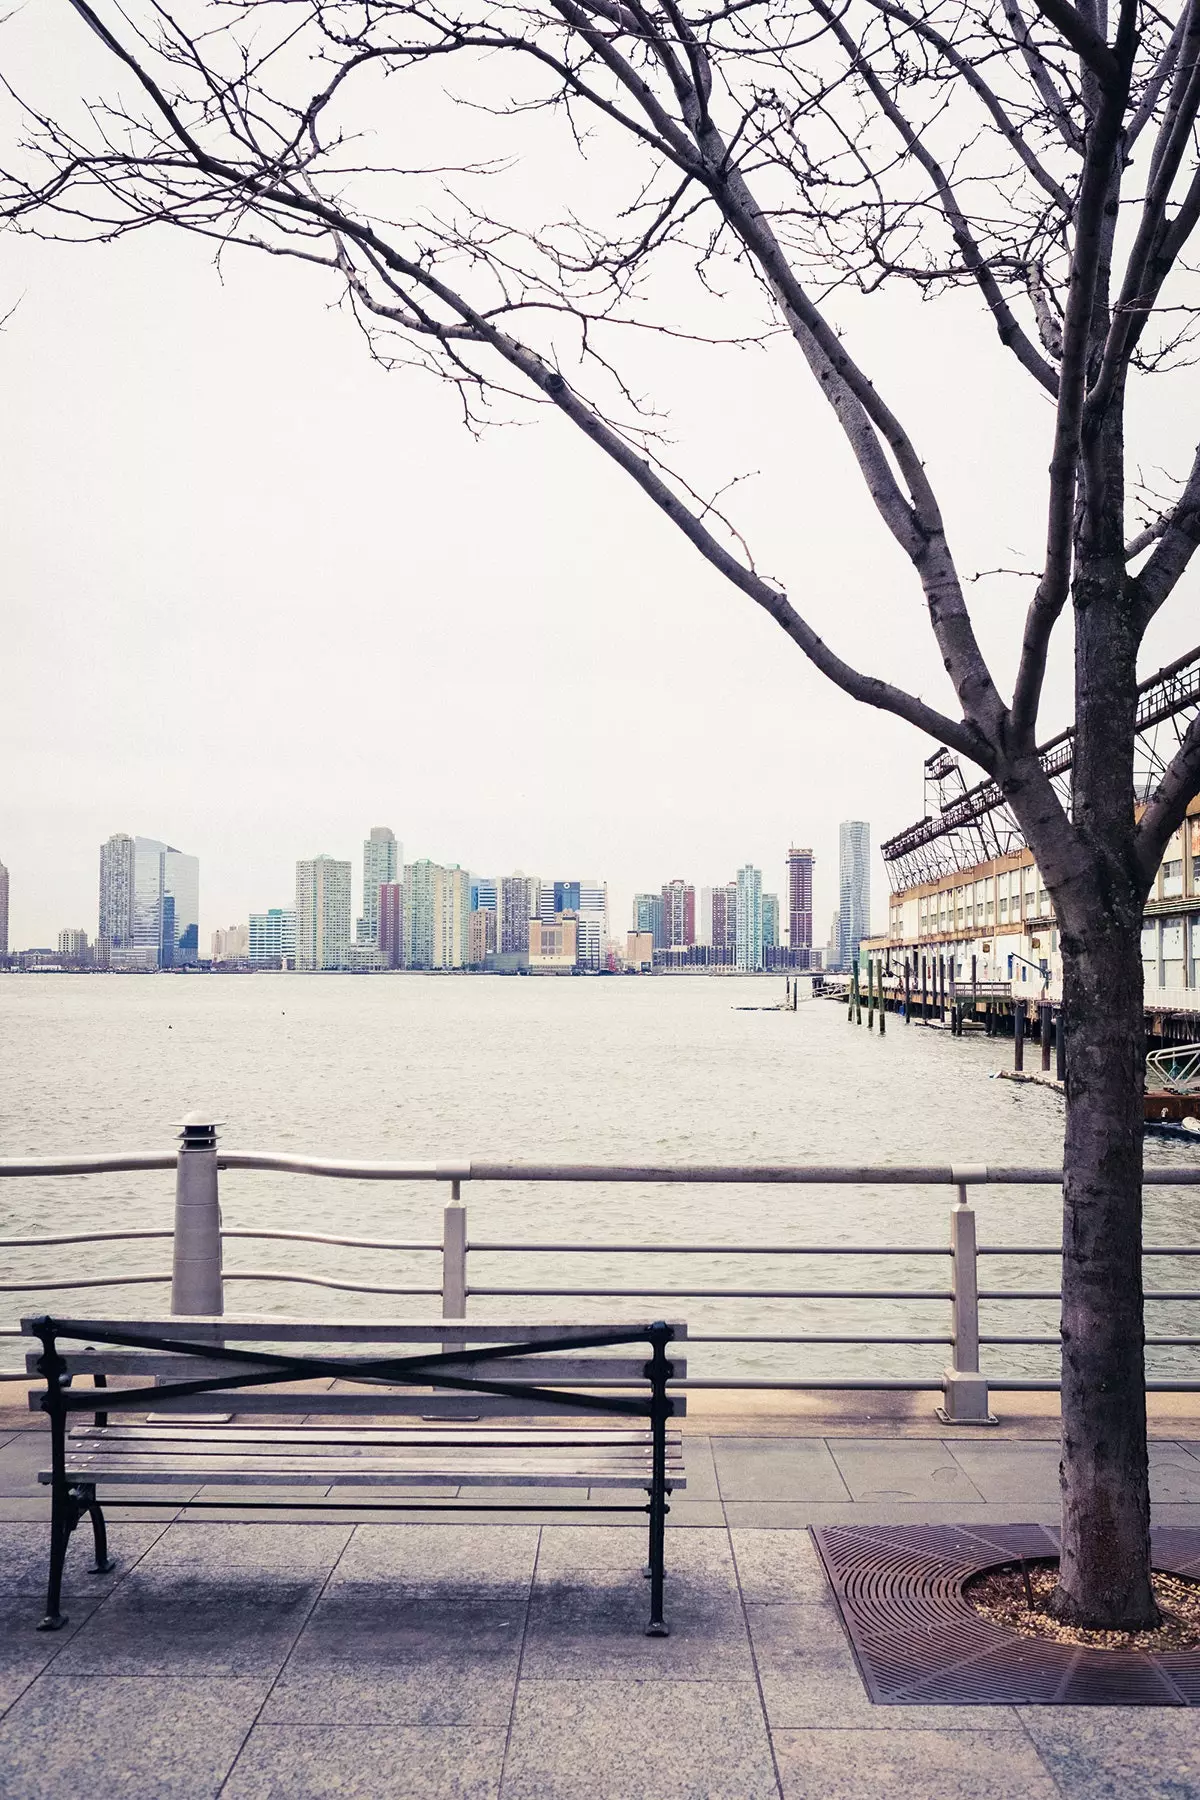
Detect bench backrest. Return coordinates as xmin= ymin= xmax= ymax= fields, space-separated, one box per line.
xmin=22 ymin=1316 xmax=688 ymax=1419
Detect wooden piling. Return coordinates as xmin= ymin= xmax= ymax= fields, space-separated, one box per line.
xmin=1055 ymin=1008 xmax=1066 ymax=1081
xmin=1013 ymin=998 xmax=1025 ymax=1070
xmin=903 ymin=959 xmax=911 ymax=1022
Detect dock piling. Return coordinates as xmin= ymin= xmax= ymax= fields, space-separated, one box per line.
xmin=1040 ymin=1001 xmax=1052 ymax=1071
xmin=1013 ymin=999 xmax=1025 ymax=1071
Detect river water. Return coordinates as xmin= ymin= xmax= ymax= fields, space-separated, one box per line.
xmin=3 ymin=973 xmax=1199 ymax=1384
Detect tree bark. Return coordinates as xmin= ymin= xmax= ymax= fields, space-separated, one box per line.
xmin=1052 ymin=887 xmax=1157 ymax=1627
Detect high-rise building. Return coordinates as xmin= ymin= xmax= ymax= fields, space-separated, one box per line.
xmin=838 ymin=821 xmax=871 ymax=971
xmin=404 ymin=861 xmax=471 ymax=969
xmin=0 ymin=860 xmax=8 ymax=960
xmin=98 ymin=833 xmax=136 ymax=956
xmin=58 ymin=928 xmax=89 ymax=965
xmin=711 ymin=883 xmax=738 ymax=953
xmin=471 ymin=877 xmax=498 ymax=914
xmin=762 ymin=893 xmax=780 ymax=950
xmin=161 ymin=847 xmax=200 ymax=967
xmin=500 ymin=874 xmax=539 ymax=955
xmin=378 ymin=883 xmax=404 ymax=969
xmin=99 ymin=835 xmax=198 ymax=968
xmin=786 ymin=847 xmax=815 ymax=968
xmin=469 ymin=907 xmax=498 ymax=966
xmin=249 ymin=908 xmax=297 ymax=967
xmin=574 ymin=880 xmax=608 ymax=971
xmin=661 ymin=880 xmax=695 ymax=948
xmin=633 ymin=893 xmax=666 ymax=950
xmin=827 ymin=910 xmax=841 ymax=970
xmin=358 ymin=827 xmax=400 ymax=944
xmin=696 ymin=886 xmax=713 ymax=947
xmin=211 ymin=924 xmax=248 ymax=964
xmin=296 ymin=855 xmax=352 ymax=971
xmin=736 ymin=865 xmax=763 ymax=971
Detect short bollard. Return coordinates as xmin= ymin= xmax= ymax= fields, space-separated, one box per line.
xmin=172 ymin=1115 xmax=223 ymax=1315
xmin=938 ymin=1173 xmax=997 ymax=1426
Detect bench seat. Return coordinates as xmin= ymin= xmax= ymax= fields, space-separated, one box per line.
xmin=53 ymin=1421 xmax=685 ymax=1487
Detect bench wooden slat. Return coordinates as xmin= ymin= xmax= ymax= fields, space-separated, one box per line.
xmin=36 ymin=1392 xmax=687 ymax=1418
xmin=68 ymin=1425 xmax=680 ymax=1447
xmin=25 ymin=1316 xmax=687 ymax=1343
xmin=31 ymin=1352 xmax=684 ymax=1382
xmin=50 ymin=1461 xmax=679 ymax=1487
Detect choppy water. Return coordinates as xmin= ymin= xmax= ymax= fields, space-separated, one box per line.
xmin=2 ymin=973 xmax=1199 ymax=1383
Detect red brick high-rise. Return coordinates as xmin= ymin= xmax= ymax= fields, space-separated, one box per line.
xmin=661 ymin=879 xmax=695 ymax=947
xmin=378 ymin=882 xmax=404 ymax=968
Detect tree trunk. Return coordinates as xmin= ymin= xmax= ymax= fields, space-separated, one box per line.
xmin=1052 ymin=913 xmax=1158 ymax=1628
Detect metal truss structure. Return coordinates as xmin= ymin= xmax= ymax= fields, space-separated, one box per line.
xmin=881 ymin=646 xmax=1200 ymax=893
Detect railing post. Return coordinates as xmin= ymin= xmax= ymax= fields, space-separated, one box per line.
xmin=171 ymin=1115 xmax=223 ymax=1315
xmin=938 ymin=1168 xmax=996 ymax=1426
xmin=440 ymin=1166 xmax=467 ymax=1324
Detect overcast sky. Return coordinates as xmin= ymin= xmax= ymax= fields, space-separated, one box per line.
xmin=2 ymin=6 xmax=1196 ymax=950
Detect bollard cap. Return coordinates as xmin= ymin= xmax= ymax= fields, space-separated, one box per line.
xmin=177 ymin=1113 xmax=222 ymax=1149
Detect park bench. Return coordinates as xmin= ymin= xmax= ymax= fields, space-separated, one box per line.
xmin=22 ymin=1314 xmax=685 ymax=1636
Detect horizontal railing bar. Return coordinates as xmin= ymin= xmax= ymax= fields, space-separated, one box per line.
xmin=221 ymin=1230 xmax=441 ymax=1251
xmin=222 ymin=1272 xmax=441 ymax=1295
xmin=0 ymin=1273 xmax=172 ymax=1291
xmin=0 ymin=1154 xmax=175 ymax=1177
xmin=0 ymin=1230 xmax=172 ymax=1248
xmin=467 ymin=1242 xmax=951 ymax=1256
xmin=980 ymin=1291 xmax=1200 ymax=1301
xmin=466 ymin=1286 xmax=955 ymax=1300
xmin=687 ymin=1333 xmax=954 ymax=1344
xmin=982 ymin=1335 xmax=1200 ymax=1346
xmin=978 ymin=1246 xmax=1200 ymax=1256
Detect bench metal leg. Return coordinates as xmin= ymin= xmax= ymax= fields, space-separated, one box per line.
xmin=645 ymin=1486 xmax=668 ymax=1636
xmin=39 ymin=1485 xmax=78 ymax=1631
xmin=86 ymin=1489 xmax=115 ymax=1575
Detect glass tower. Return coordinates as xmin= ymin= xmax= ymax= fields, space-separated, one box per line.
xmin=838 ymin=821 xmax=871 ymax=971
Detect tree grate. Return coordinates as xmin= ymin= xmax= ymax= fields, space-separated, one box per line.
xmin=810 ymin=1523 xmax=1200 ymax=1706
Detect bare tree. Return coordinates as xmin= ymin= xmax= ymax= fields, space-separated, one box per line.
xmin=6 ymin=0 xmax=1200 ymax=1627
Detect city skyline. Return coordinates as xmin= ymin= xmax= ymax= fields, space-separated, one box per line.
xmin=0 ymin=820 xmax=884 ymax=956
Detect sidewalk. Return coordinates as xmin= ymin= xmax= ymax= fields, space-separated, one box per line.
xmin=2 ymin=1416 xmax=1200 ymax=1798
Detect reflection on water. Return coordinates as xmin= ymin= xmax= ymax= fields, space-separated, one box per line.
xmin=2 ymin=973 xmax=1199 ymax=1383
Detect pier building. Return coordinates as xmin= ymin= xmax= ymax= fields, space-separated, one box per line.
xmin=867 ymin=648 xmax=1200 ymax=1021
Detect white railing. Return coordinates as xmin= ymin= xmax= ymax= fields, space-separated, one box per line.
xmin=4 ymin=1118 xmax=1200 ymax=1422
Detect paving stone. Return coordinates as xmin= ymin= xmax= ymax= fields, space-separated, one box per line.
xmin=730 ymin=1528 xmax=835 ymax=1603
xmin=1017 ymin=1706 xmax=1200 ymax=1799
xmin=712 ymin=1437 xmax=851 ymax=1502
xmin=1149 ymin=1446 xmax=1200 ymax=1503
xmin=522 ymin=1548 xmax=751 ymax=1680
xmin=0 ymin=1674 xmax=267 ymax=1799
xmin=501 ymin=1679 xmax=778 ymax=1799
xmin=0 ymin=1520 xmax=165 ymax=1594
xmin=942 ymin=1443 xmax=1061 ymax=1503
xmin=48 ymin=1568 xmax=322 ymax=1677
xmin=221 ymin=1724 xmax=505 ymax=1798
xmin=0 ymin=1595 xmax=102 ymax=1716
xmin=747 ymin=1604 xmax=1018 ymax=1731
xmin=264 ymin=1591 xmax=524 ymax=1726
xmin=328 ymin=1523 xmax=538 ymax=1597
xmin=773 ymin=1726 xmax=1062 ymax=1798
xmin=139 ymin=1520 xmax=353 ymax=1570
xmin=721 ymin=1502 xmax=1062 ymax=1528
xmin=828 ymin=1440 xmax=985 ymax=1503
xmin=537 ymin=1523 xmax=734 ymax=1578
xmin=0 ymin=1434 xmax=54 ymax=1496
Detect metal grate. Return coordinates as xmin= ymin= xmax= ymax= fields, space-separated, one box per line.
xmin=811 ymin=1524 xmax=1200 ymax=1706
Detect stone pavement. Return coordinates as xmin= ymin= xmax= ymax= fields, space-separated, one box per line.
xmin=3 ymin=1424 xmax=1200 ymax=1798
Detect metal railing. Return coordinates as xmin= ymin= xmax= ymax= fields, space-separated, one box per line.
xmin=4 ymin=1118 xmax=1200 ymax=1422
